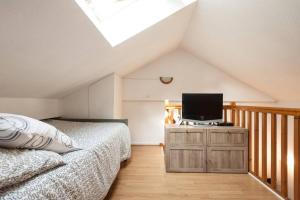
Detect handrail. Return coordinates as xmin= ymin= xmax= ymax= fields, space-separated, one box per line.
xmin=224 ymin=103 xmax=300 ymax=116
xmin=223 ymin=102 xmax=300 ymax=200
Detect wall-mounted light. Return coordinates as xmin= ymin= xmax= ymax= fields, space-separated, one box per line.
xmin=159 ymin=76 xmax=173 ymax=84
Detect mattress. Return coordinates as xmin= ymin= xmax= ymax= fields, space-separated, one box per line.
xmin=0 ymin=120 xmax=131 ymax=200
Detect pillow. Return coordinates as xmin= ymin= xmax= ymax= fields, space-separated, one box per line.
xmin=0 ymin=148 xmax=64 ymax=189
xmin=0 ymin=113 xmax=80 ymax=153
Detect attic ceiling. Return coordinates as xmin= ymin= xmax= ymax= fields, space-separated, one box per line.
xmin=0 ymin=0 xmax=196 ymax=98
xmin=182 ymin=0 xmax=300 ymax=102
xmin=1 ymin=0 xmax=299 ymax=102
xmin=75 ymin=0 xmax=196 ymax=46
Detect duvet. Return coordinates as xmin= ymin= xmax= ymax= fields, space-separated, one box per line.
xmin=0 ymin=120 xmax=131 ymax=200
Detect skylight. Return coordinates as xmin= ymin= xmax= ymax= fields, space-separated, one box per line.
xmin=75 ymin=0 xmax=196 ymax=47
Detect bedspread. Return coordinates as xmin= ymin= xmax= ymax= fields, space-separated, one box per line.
xmin=0 ymin=120 xmax=131 ymax=200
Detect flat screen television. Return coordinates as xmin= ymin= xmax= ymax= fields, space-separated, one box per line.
xmin=182 ymin=93 xmax=223 ymax=122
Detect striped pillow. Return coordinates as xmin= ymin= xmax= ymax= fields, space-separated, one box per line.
xmin=0 ymin=113 xmax=80 ymax=153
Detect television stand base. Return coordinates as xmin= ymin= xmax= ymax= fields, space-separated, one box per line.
xmin=178 ymin=120 xmax=233 ymax=127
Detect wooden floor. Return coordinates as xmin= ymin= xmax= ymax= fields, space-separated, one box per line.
xmin=109 ymin=146 xmax=278 ymax=200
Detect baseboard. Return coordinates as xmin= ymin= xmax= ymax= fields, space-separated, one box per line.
xmin=131 ymin=144 xmax=160 ymax=146
xmin=131 ymin=143 xmax=161 ymax=146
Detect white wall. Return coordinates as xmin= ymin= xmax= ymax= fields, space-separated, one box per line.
xmin=123 ymin=50 xmax=274 ymax=102
xmin=0 ymin=98 xmax=61 ymax=119
xmin=114 ymin=74 xmax=123 ymax=118
xmin=89 ymin=74 xmax=115 ymax=118
xmin=61 ymin=87 xmax=89 ymax=118
xmin=62 ymin=73 xmax=122 ymax=119
xmin=123 ymin=101 xmax=165 ymax=145
xmin=122 ymin=49 xmax=274 ymax=145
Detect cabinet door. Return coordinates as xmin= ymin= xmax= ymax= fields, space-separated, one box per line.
xmin=167 ymin=130 xmax=206 ymax=147
xmin=207 ymin=147 xmax=248 ymax=173
xmin=207 ymin=129 xmax=247 ymax=147
xmin=167 ymin=147 xmax=206 ymax=172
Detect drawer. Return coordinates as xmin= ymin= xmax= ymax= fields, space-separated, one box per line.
xmin=207 ymin=147 xmax=248 ymax=173
xmin=167 ymin=147 xmax=206 ymax=172
xmin=207 ymin=129 xmax=247 ymax=147
xmin=167 ymin=131 xmax=206 ymax=146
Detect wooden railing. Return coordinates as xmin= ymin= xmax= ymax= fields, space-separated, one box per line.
xmin=224 ymin=102 xmax=300 ymax=200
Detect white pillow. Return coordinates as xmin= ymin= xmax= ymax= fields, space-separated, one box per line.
xmin=0 ymin=113 xmax=80 ymax=153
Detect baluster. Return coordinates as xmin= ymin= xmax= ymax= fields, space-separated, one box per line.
xmin=231 ymin=109 xmax=235 ymax=125
xmin=248 ymin=111 xmax=252 ymax=172
xmin=281 ymin=115 xmax=288 ymax=198
xmin=271 ymin=113 xmax=277 ymax=189
xmin=261 ymin=113 xmax=267 ymax=182
xmin=242 ymin=110 xmax=246 ymax=128
xmin=294 ymin=116 xmax=300 ymax=200
xmin=254 ymin=112 xmax=259 ymax=176
xmin=237 ymin=109 xmax=240 ymax=126
xmin=230 ymin=102 xmax=236 ymax=125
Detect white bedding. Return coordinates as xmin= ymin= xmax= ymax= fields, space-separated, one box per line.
xmin=0 ymin=120 xmax=131 ymax=200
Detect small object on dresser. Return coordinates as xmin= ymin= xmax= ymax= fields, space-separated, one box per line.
xmin=216 ymin=122 xmax=234 ymax=126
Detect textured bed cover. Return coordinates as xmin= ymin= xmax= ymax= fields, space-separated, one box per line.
xmin=0 ymin=120 xmax=131 ymax=200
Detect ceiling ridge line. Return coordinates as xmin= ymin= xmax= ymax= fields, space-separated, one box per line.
xmin=177 ymin=0 xmax=199 ymax=48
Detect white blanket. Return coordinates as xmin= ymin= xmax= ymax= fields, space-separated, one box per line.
xmin=0 ymin=120 xmax=131 ymax=200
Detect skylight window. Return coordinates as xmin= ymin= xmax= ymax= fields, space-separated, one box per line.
xmin=83 ymin=0 xmax=138 ymax=22
xmin=75 ymin=0 xmax=196 ymax=47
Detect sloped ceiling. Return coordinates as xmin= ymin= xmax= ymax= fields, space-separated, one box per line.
xmin=0 ymin=0 xmax=196 ymax=98
xmin=182 ymin=0 xmax=300 ymax=101
xmin=1 ymin=0 xmax=299 ymax=102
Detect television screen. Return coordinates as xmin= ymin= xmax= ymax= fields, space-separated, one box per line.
xmin=182 ymin=93 xmax=223 ymax=121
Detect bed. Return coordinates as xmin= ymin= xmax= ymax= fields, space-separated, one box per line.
xmin=0 ymin=119 xmax=131 ymax=200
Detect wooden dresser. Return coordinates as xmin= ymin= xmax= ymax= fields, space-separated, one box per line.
xmin=164 ymin=125 xmax=248 ymax=173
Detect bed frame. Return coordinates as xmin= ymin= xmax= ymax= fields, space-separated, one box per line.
xmin=49 ymin=117 xmax=128 ymax=126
